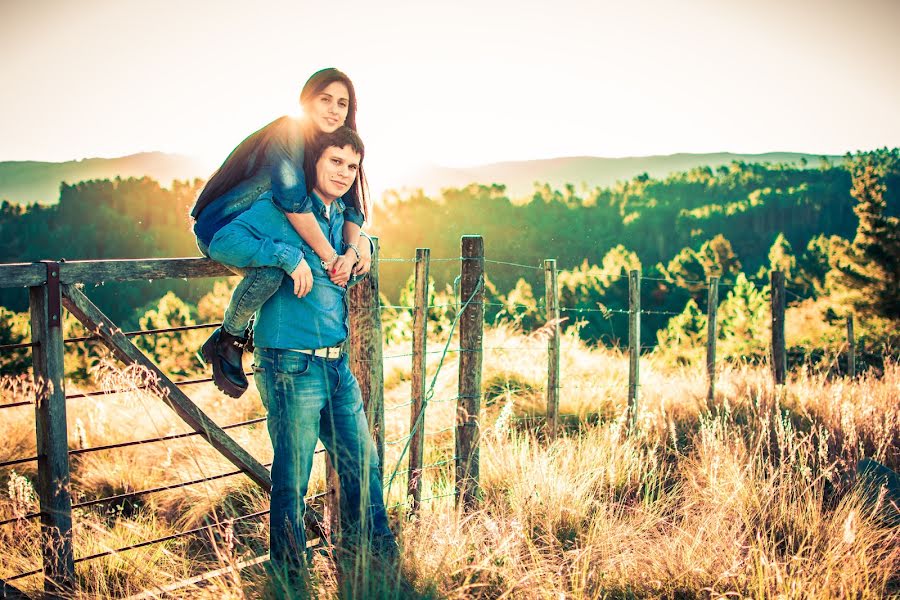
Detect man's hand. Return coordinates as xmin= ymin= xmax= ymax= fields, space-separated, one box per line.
xmin=290 ymin=259 xmax=313 ymax=297
xmin=353 ymin=237 xmax=372 ymax=276
xmin=329 ymin=253 xmax=355 ymax=287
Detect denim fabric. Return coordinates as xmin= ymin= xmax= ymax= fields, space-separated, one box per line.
xmin=191 ymin=117 xmax=364 ymax=247
xmin=196 ymin=239 xmax=284 ymax=337
xmin=254 ymin=348 xmax=394 ymax=567
xmin=208 ymin=196 xmax=354 ymax=350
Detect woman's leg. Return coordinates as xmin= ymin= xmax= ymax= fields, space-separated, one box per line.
xmin=197 ymin=239 xmax=285 ymax=397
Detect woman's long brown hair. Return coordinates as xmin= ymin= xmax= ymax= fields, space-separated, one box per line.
xmin=191 ymin=68 xmax=367 ymax=221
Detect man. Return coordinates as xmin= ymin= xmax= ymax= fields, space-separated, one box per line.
xmin=207 ymin=126 xmax=395 ymax=569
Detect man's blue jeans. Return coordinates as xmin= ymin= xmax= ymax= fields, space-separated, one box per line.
xmin=253 ymin=347 xmax=394 ymax=567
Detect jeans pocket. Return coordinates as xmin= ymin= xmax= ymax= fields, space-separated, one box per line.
xmin=253 ymin=364 xmax=269 ymax=410
xmin=275 ymin=352 xmax=311 ymax=376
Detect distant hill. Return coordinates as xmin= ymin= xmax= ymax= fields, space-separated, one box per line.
xmin=0 ymin=151 xmax=844 ymax=205
xmin=0 ymin=152 xmax=208 ymax=204
xmin=401 ymin=152 xmax=846 ymax=199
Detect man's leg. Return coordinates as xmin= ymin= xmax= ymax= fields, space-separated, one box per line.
xmin=255 ymin=348 xmax=327 ymax=569
xmin=318 ymin=355 xmax=395 ymax=553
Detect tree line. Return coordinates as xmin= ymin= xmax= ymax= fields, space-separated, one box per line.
xmin=0 ymin=149 xmax=896 ymax=374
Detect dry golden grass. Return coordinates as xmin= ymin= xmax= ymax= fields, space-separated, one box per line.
xmin=1 ymin=326 xmax=897 ymax=598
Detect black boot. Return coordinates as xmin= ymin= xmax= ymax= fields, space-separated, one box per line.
xmin=200 ymin=327 xmax=248 ymax=398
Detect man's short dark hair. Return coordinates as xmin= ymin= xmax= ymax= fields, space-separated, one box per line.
xmin=303 ymin=126 xmax=366 ymax=197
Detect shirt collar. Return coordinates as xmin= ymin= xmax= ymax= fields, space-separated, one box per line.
xmin=310 ymin=192 xmax=346 ymax=217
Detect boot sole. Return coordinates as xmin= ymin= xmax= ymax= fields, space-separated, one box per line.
xmin=200 ymin=334 xmax=248 ymax=399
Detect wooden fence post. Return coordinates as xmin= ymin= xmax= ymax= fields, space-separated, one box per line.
xmin=847 ymin=313 xmax=856 ymax=378
xmin=770 ymin=271 xmax=786 ymax=386
xmin=706 ymin=276 xmax=719 ymax=410
xmin=627 ymin=269 xmax=641 ymax=433
xmin=29 ymin=263 xmax=75 ymax=595
xmin=409 ymin=248 xmax=430 ymax=513
xmin=544 ymin=259 xmax=560 ymax=439
xmin=456 ymin=236 xmax=484 ymax=511
xmin=347 ymin=236 xmax=384 ymax=533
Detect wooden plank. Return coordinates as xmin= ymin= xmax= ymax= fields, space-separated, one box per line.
xmin=847 ymin=314 xmax=856 ymax=378
xmin=324 ymin=454 xmax=341 ymax=546
xmin=544 ymin=259 xmax=560 ymax=439
xmin=0 ymin=263 xmax=46 ymax=289
xmin=408 ymin=248 xmax=430 ymax=513
xmin=706 ymin=276 xmax=719 ymax=410
xmin=348 ymin=238 xmax=385 ymax=464
xmin=29 ymin=277 xmax=75 ymax=595
xmin=0 ymin=258 xmax=233 ymax=289
xmin=627 ymin=270 xmax=641 ymax=433
xmin=770 ymin=271 xmax=786 ymax=386
xmin=60 ymin=283 xmax=272 ymax=491
xmin=60 ymin=257 xmax=232 ymax=284
xmin=456 ymin=236 xmax=484 ymax=511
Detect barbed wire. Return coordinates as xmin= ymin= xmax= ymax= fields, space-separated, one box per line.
xmin=65 ymin=371 xmax=253 ymax=401
xmin=71 ymin=460 xmax=277 ymax=510
xmin=0 ymin=399 xmax=34 ymax=410
xmin=68 ymin=416 xmax=267 ymax=456
xmin=0 ymin=455 xmax=38 ymax=469
xmin=64 ymin=323 xmax=221 ymax=345
xmin=0 ymin=341 xmax=36 ymax=352
xmin=0 ymin=510 xmax=41 ymax=528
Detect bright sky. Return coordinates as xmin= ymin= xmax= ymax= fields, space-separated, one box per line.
xmin=2 ymin=0 xmax=898 ymax=188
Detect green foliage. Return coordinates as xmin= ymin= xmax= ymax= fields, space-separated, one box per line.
xmin=0 ymin=307 xmax=31 ymax=375
xmin=717 ymin=274 xmax=770 ymax=359
xmin=663 ymin=234 xmax=742 ymax=295
xmin=656 ymin=299 xmax=707 ymax=364
xmin=557 ymin=245 xmax=641 ymax=345
xmin=135 ymin=292 xmax=204 ymax=377
xmin=828 ymin=149 xmax=900 ymax=321
xmin=494 ymin=278 xmax=540 ymax=330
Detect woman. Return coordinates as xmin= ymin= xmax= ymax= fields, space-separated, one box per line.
xmin=190 ymin=68 xmax=370 ymax=398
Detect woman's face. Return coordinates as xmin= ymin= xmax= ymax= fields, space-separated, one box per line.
xmin=306 ymin=81 xmax=350 ymax=133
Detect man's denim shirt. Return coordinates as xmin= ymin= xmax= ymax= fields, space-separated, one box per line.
xmin=207 ymin=191 xmax=361 ymax=350
xmin=192 ymin=118 xmax=364 ymax=247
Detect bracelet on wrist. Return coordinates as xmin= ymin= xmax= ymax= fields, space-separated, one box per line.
xmin=320 ymin=250 xmax=339 ymax=270
xmin=346 ymin=242 xmax=361 ymax=261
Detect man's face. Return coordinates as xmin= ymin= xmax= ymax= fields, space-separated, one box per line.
xmin=314 ymin=144 xmax=361 ymax=202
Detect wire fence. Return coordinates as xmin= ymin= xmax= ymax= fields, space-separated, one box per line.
xmin=0 ymin=249 xmax=866 ymax=593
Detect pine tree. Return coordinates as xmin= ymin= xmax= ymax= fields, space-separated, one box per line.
xmin=830 ymin=150 xmax=900 ymax=320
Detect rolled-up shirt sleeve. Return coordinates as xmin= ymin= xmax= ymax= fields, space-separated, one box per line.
xmin=268 ymin=123 xmax=312 ymax=214
xmin=343 ymin=206 xmax=365 ymax=228
xmin=208 ymin=214 xmax=304 ymax=274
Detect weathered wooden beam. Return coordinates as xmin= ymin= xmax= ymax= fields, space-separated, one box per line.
xmin=847 ymin=313 xmax=856 ymax=378
xmin=409 ymin=248 xmax=430 ymax=513
xmin=770 ymin=270 xmax=786 ymax=386
xmin=0 ymin=263 xmax=47 ymax=289
xmin=29 ymin=266 xmax=75 ymax=596
xmin=0 ymin=258 xmax=232 ymax=289
xmin=544 ymin=259 xmax=560 ymax=440
xmin=456 ymin=236 xmax=484 ymax=511
xmin=706 ymin=276 xmax=719 ymax=411
xmin=60 ymin=283 xmax=272 ymax=491
xmin=627 ymin=269 xmax=641 ymax=433
xmin=348 ymin=238 xmax=385 ymax=464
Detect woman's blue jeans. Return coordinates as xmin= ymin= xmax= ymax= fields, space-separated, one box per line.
xmin=197 ymin=240 xmax=283 ymax=337
xmin=253 ymin=347 xmax=394 ymax=567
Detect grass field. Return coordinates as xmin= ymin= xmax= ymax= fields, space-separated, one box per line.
xmin=1 ymin=325 xmax=898 ymax=598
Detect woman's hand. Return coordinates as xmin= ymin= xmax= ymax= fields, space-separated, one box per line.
xmin=353 ymin=237 xmax=372 ymax=276
xmin=329 ymin=252 xmax=356 ymax=287
xmin=290 ymin=259 xmax=313 ymax=297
